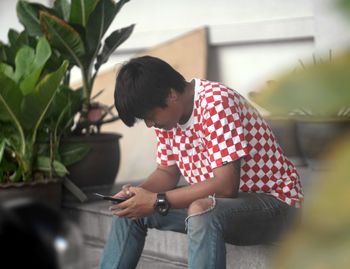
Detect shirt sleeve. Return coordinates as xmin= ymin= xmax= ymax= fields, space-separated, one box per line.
xmin=155 ymin=128 xmax=176 ymax=166
xmin=203 ymin=100 xmax=249 ymax=169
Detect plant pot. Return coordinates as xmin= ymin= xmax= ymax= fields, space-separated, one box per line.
xmin=62 ymin=133 xmax=122 ymax=189
xmin=0 ymin=178 xmax=62 ymax=209
xmin=265 ymin=117 xmax=305 ymax=166
xmin=296 ymin=120 xmax=350 ymax=159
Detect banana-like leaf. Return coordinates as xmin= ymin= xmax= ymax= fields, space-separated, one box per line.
xmin=9 ymin=38 xmax=51 ymax=94
xmin=0 ymin=73 xmax=25 ymax=157
xmin=40 ymin=11 xmax=85 ymax=65
xmin=21 ymin=60 xmax=69 ymax=132
xmin=0 ymin=73 xmax=22 ymax=124
xmin=0 ymin=63 xmax=15 ymax=80
xmin=0 ymin=140 xmax=6 ymax=163
xmin=70 ymin=0 xmax=99 ymax=26
xmin=47 ymin=85 xmax=82 ymax=117
xmin=2 ymin=30 xmax=33 ymax=66
xmin=20 ymin=68 xmax=43 ymax=95
xmin=54 ymin=0 xmax=71 ymax=21
xmin=33 ymin=37 xmax=52 ymax=68
xmin=14 ymin=46 xmax=35 ymax=83
xmin=85 ymin=0 xmax=130 ymax=58
xmin=0 ymin=42 xmax=6 ymax=62
xmin=16 ymin=1 xmax=44 ymax=37
xmin=35 ymin=155 xmax=68 ymax=177
xmin=59 ymin=143 xmax=90 ymax=166
xmin=95 ymin=24 xmax=134 ymax=70
xmin=8 ymin=29 xmax=21 ymax=46
xmin=19 ymin=38 xmax=52 ymax=95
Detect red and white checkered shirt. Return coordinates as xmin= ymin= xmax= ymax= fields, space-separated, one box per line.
xmin=155 ymin=79 xmax=303 ymax=207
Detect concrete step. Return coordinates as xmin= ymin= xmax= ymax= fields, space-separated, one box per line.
xmin=61 ymin=164 xmax=316 ymax=268
xmin=62 ymin=183 xmax=274 ymax=269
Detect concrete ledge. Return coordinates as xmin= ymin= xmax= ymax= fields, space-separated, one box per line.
xmin=62 ymin=184 xmax=274 ymax=269
xmin=62 ymin=164 xmax=314 ymax=268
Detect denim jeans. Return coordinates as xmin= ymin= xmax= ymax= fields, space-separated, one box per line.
xmin=99 ymin=192 xmax=300 ymax=269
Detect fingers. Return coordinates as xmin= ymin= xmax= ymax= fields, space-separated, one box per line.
xmin=128 ymin=186 xmax=142 ymax=194
xmin=122 ymin=184 xmax=133 ymax=197
xmin=108 ymin=186 xmax=147 ymax=220
xmin=112 ymin=184 xmax=133 ymax=199
xmin=110 ymin=206 xmax=137 ymax=220
xmin=113 ymin=190 xmax=128 ymax=199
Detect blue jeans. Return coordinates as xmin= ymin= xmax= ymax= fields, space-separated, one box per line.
xmin=99 ymin=192 xmax=299 ymax=269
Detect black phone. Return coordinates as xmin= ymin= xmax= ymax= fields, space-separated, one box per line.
xmin=93 ymin=193 xmax=127 ymax=203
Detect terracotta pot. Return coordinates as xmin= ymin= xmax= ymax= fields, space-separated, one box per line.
xmin=0 ymin=178 xmax=62 ymax=209
xmin=62 ymin=133 xmax=122 ymax=189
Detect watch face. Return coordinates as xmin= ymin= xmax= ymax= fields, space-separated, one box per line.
xmin=155 ymin=193 xmax=170 ymax=216
xmin=157 ymin=205 xmax=169 ymax=216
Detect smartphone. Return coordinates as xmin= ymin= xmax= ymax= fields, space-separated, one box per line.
xmin=94 ymin=192 xmax=127 ymax=203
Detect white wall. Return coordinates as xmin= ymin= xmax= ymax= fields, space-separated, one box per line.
xmin=1 ymin=0 xmax=349 ymax=183
xmin=0 ymin=0 xmax=23 ymax=41
xmin=110 ymin=0 xmax=316 ymax=97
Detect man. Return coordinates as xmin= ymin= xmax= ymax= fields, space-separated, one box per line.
xmin=99 ymin=56 xmax=303 ymax=269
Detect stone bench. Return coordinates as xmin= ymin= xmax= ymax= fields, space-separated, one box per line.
xmin=62 ymin=164 xmax=314 ymax=268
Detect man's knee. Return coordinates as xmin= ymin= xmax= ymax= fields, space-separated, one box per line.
xmin=187 ymin=198 xmax=214 ymax=216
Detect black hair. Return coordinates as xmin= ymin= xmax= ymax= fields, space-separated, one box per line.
xmin=114 ymin=55 xmax=187 ymax=126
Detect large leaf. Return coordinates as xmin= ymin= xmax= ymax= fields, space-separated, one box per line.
xmin=0 ymin=42 xmax=6 ymax=62
xmin=10 ymin=38 xmax=52 ymax=95
xmin=69 ymin=0 xmax=99 ymax=26
xmin=13 ymin=46 xmax=35 ymax=83
xmin=85 ymin=0 xmax=130 ymax=58
xmin=20 ymin=60 xmax=69 ymax=132
xmin=0 ymin=73 xmax=25 ymax=156
xmin=0 ymin=73 xmax=22 ymax=123
xmin=16 ymin=1 xmax=45 ymax=37
xmin=35 ymin=155 xmax=68 ymax=177
xmin=40 ymin=11 xmax=85 ymax=66
xmin=8 ymin=29 xmax=21 ymax=46
xmin=59 ymin=143 xmax=90 ymax=166
xmin=0 ymin=63 xmax=15 ymax=80
xmin=1 ymin=30 xmax=34 ymax=66
xmin=54 ymin=0 xmax=71 ymax=21
xmin=19 ymin=37 xmax=52 ymax=95
xmin=95 ymin=24 xmax=134 ymax=70
xmin=33 ymin=37 xmax=52 ymax=69
xmin=0 ymin=139 xmax=6 ymax=164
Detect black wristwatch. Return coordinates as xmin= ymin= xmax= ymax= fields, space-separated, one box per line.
xmin=154 ymin=192 xmax=171 ymax=216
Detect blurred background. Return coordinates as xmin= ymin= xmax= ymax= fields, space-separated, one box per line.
xmin=1 ymin=0 xmax=350 ymax=268
xmin=1 ymin=0 xmax=350 ymax=182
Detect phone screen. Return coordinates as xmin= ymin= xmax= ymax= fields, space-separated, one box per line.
xmin=94 ymin=193 xmax=127 ymax=203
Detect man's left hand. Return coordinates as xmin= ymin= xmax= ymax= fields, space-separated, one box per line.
xmin=109 ymin=187 xmax=157 ymax=220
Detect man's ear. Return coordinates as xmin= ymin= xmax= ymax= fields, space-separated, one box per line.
xmin=168 ymin=89 xmax=178 ymax=102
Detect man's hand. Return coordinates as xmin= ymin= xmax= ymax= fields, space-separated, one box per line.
xmin=112 ymin=184 xmax=134 ymax=199
xmin=109 ymin=187 xmax=157 ymax=220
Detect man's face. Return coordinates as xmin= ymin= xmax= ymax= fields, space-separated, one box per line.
xmin=144 ymin=90 xmax=182 ymax=130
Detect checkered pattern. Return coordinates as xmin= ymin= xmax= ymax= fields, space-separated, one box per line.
xmin=155 ymin=79 xmax=303 ymax=207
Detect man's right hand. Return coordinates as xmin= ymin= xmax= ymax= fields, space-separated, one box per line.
xmin=113 ymin=184 xmax=135 ymax=199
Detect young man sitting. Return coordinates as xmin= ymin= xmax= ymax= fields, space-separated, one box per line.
xmin=99 ymin=56 xmax=303 ymax=269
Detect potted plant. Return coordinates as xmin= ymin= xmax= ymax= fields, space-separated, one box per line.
xmin=16 ymin=0 xmax=135 ymax=189
xmin=0 ymin=35 xmax=69 ymax=209
xmin=249 ymin=51 xmax=350 ymax=160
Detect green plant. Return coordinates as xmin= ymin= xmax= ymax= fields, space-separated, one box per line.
xmin=249 ymin=51 xmax=350 ymax=120
xmin=16 ymin=0 xmax=135 ymax=134
xmin=0 ymin=37 xmax=69 ymax=183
